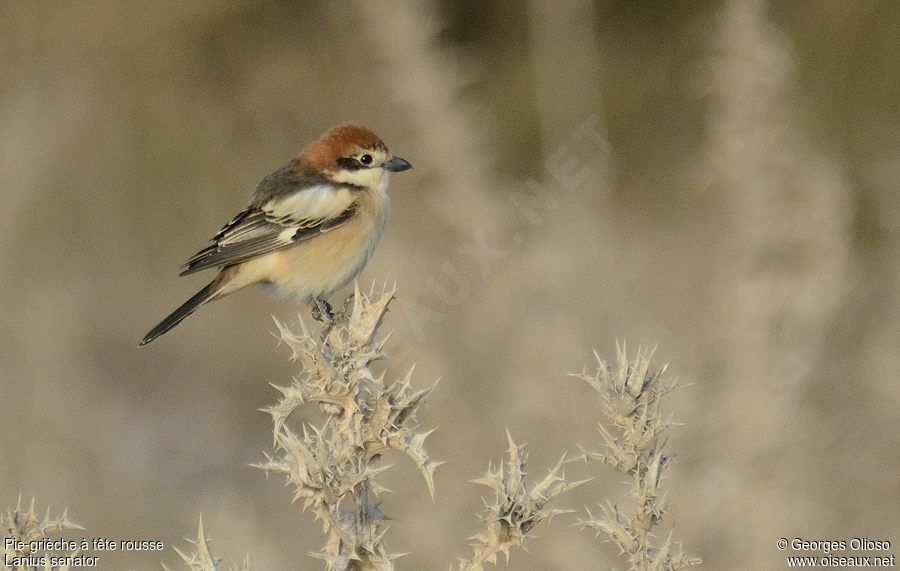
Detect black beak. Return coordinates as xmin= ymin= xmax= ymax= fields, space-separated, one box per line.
xmin=384 ymin=156 xmax=412 ymax=172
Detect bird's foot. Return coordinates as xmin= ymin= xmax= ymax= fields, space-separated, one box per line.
xmin=311 ymin=298 xmax=335 ymax=325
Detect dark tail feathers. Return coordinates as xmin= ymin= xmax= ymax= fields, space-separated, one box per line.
xmin=140 ymin=281 xmax=218 ymax=346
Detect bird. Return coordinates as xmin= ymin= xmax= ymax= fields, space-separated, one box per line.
xmin=140 ymin=123 xmax=412 ymax=345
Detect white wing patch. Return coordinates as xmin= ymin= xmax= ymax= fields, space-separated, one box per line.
xmin=278 ymin=226 xmax=298 ymax=242
xmin=264 ymin=184 xmax=355 ymax=222
xmin=180 ymin=183 xmax=360 ymax=276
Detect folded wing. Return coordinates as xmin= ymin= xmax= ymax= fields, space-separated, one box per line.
xmin=180 ymin=184 xmax=358 ymax=275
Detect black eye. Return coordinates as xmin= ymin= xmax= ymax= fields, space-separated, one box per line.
xmin=359 ymin=154 xmax=373 ymax=166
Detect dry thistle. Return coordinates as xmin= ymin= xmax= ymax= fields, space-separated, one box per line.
xmin=458 ymin=432 xmax=589 ymax=571
xmin=164 ymin=516 xmax=249 ymax=571
xmin=1 ymin=496 xmax=83 ymax=571
xmin=255 ymin=284 xmax=440 ymax=570
xmin=571 ymin=345 xmax=701 ymax=570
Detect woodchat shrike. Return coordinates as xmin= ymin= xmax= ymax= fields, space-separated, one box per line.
xmin=140 ymin=123 xmax=411 ymax=345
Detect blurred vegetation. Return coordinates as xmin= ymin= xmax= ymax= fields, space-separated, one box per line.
xmin=2 ymin=1 xmax=899 ymax=568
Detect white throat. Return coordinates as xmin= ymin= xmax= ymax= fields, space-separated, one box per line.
xmin=330 ymin=167 xmax=389 ymax=190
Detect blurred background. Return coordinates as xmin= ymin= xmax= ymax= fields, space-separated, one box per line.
xmin=2 ymin=0 xmax=899 ymax=568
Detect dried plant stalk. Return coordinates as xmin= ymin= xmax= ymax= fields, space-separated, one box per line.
xmin=572 ymin=345 xmax=701 ymax=570
xmin=458 ymin=432 xmax=588 ymax=571
xmin=708 ymin=0 xmax=851 ymax=435
xmin=1 ymin=496 xmax=83 ymax=571
xmin=164 ymin=516 xmax=249 ymax=571
xmin=4 ymin=297 xmax=703 ymax=571
xmin=255 ymin=284 xmax=440 ymax=570
xmin=355 ymin=1 xmax=501 ymax=231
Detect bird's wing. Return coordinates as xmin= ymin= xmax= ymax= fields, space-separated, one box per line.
xmin=180 ymin=183 xmax=358 ymax=275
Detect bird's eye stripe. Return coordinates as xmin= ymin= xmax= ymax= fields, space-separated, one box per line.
xmin=336 ymin=157 xmax=365 ymax=171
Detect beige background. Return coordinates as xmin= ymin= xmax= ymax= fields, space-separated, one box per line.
xmin=2 ymin=1 xmax=899 ymax=569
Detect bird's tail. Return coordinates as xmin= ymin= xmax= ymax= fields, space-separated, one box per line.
xmin=140 ymin=280 xmax=219 ymax=346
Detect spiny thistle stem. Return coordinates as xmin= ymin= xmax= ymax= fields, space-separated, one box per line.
xmin=254 ymin=283 xmax=441 ymax=570
xmin=571 ymin=344 xmax=701 ymax=570
xmin=164 ymin=516 xmax=249 ymax=571
xmin=458 ymin=432 xmax=590 ymax=570
xmin=0 ymin=496 xmax=83 ymax=571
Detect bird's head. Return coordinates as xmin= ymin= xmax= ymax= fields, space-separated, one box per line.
xmin=298 ymin=123 xmax=412 ymax=189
